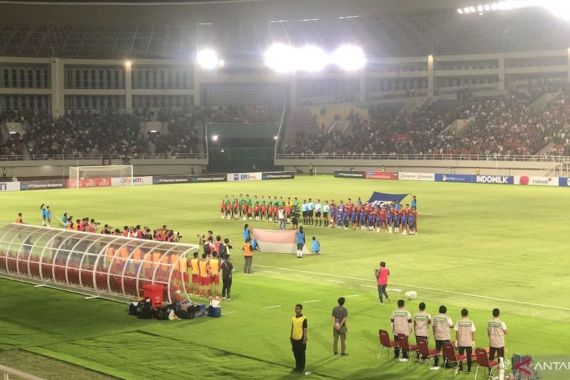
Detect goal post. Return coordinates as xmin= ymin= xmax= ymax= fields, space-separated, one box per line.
xmin=68 ymin=165 xmax=134 ymax=189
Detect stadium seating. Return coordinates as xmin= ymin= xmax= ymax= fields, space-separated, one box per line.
xmin=283 ymin=87 xmax=570 ymax=157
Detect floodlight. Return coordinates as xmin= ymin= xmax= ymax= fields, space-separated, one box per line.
xmin=197 ymin=48 xmax=222 ymax=70
xmin=273 ymin=135 xmax=278 ymax=140
xmin=331 ymin=45 xmax=367 ymax=71
xmin=124 ymin=60 xmax=132 ymax=68
xmin=296 ymin=45 xmax=328 ymax=72
xmin=211 ymin=135 xmax=219 ymax=142
xmin=264 ymin=43 xmax=296 ymax=73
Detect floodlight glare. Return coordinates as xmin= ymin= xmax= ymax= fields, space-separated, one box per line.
xmin=296 ymin=45 xmax=329 ymax=72
xmin=264 ymin=43 xmax=296 ymax=73
xmin=197 ymin=49 xmax=222 ymax=70
xmin=211 ymin=135 xmax=219 ymax=142
xmin=331 ymin=45 xmax=367 ymax=71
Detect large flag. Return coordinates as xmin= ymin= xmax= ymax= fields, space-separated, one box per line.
xmin=252 ymin=228 xmax=311 ymax=255
xmin=367 ymin=192 xmax=410 ymax=207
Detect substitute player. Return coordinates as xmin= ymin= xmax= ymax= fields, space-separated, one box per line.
xmin=198 ymin=253 xmax=210 ymax=297
xmin=190 ymin=252 xmax=200 ymax=296
xmin=209 ymin=252 xmax=221 ymax=298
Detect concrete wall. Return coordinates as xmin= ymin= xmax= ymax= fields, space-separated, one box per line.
xmin=0 ymin=159 xmax=208 ymax=179
xmin=276 ymin=158 xmax=565 ymax=176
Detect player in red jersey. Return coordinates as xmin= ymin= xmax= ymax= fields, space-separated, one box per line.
xmin=247 ymin=204 xmax=254 ymax=221
xmin=233 ymin=198 xmax=239 ymax=219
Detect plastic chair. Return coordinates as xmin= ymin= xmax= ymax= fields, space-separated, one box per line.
xmin=378 ymin=329 xmax=397 ymax=358
xmin=474 ymin=348 xmax=498 ymax=380
xmin=397 ymin=334 xmax=418 ymax=362
xmin=442 ymin=342 xmax=467 ymax=376
xmin=417 ymin=338 xmax=438 ymax=366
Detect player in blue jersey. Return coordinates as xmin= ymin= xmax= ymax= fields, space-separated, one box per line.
xmin=358 ymin=208 xmax=367 ymax=230
xmin=386 ymin=208 xmax=393 ymax=232
xmin=401 ymin=211 xmax=408 ymax=235
xmin=367 ymin=211 xmax=375 ymax=232
xmin=350 ymin=207 xmax=358 ymax=230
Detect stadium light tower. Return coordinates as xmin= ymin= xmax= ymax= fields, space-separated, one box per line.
xmin=264 ymin=43 xmax=297 ymax=73
xmin=296 ymin=45 xmax=329 ymax=72
xmin=197 ymin=48 xmax=223 ymax=70
xmin=331 ymin=45 xmax=367 ymax=71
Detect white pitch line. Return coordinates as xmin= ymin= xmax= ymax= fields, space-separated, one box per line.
xmin=360 ymin=284 xmax=377 ymax=288
xmin=224 ymin=311 xmax=238 ymax=315
xmin=263 ymin=271 xmax=281 ymax=275
xmin=302 ymin=300 xmax=321 ymax=304
xmin=255 ymin=264 xmax=570 ymax=312
xmin=344 ymin=294 xmax=360 ymax=298
xmin=260 ymin=305 xmax=282 ymax=310
xmin=326 ymin=279 xmax=344 ymax=283
xmin=390 ymin=288 xmax=403 ymax=292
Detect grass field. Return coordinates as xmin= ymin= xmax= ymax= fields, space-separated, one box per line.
xmin=0 ymin=176 xmax=569 ymax=380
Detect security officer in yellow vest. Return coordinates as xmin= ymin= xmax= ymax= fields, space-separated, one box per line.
xmin=291 ymin=304 xmax=310 ymax=375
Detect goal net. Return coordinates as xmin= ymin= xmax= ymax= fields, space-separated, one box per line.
xmin=68 ymin=165 xmax=134 ymax=189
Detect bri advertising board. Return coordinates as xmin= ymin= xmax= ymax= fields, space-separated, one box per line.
xmin=398 ymin=172 xmax=435 ymax=182
xmin=227 ymin=172 xmax=262 ymax=182
xmin=435 ymin=174 xmax=476 ymax=183
xmin=515 ymin=176 xmax=559 ymax=187
xmin=559 ymin=177 xmax=570 ymax=187
xmin=111 ymin=176 xmax=153 ymax=187
xmin=475 ymin=175 xmax=514 ymax=185
xmin=0 ymin=181 xmax=21 ymax=192
xmin=365 ymin=171 xmax=399 ymax=180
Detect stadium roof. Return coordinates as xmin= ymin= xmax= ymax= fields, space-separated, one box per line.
xmin=0 ymin=0 xmax=569 ymax=60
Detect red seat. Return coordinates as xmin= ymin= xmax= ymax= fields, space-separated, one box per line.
xmin=378 ymin=329 xmax=397 ymax=358
xmin=474 ymin=348 xmax=498 ymax=380
xmin=397 ymin=334 xmax=418 ymax=362
xmin=80 ymin=270 xmax=94 ymax=288
xmin=442 ymin=342 xmax=467 ymax=377
xmin=416 ymin=338 xmax=438 ymax=366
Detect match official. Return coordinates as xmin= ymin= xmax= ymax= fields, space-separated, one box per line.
xmin=375 ymin=261 xmax=390 ymax=304
xmin=331 ymin=297 xmax=348 ymax=356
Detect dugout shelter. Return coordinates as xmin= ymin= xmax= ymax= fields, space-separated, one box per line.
xmin=0 ymin=223 xmax=198 ymax=303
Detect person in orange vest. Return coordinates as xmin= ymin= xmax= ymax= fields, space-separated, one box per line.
xmin=198 ymin=253 xmax=210 ymax=297
xmin=243 ymin=237 xmax=254 ymax=275
xmin=189 ymin=251 xmax=200 ymax=295
xmin=209 ymin=252 xmax=221 ymax=298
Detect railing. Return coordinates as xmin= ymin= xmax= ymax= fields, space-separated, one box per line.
xmin=0 ymin=153 xmax=208 ymax=161
xmin=0 ymin=364 xmax=45 ymax=380
xmin=275 ymin=153 xmax=570 ymax=163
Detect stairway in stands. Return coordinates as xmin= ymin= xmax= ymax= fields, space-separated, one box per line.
xmin=282 ymin=109 xmax=321 ymax=151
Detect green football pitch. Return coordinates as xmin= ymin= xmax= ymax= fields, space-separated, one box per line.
xmin=0 ymin=176 xmax=569 ymax=380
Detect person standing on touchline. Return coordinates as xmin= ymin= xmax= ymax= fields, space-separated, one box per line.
xmin=375 ymin=261 xmax=390 ymax=303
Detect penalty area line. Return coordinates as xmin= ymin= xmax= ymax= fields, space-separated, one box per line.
xmin=255 ymin=264 xmax=570 ymax=312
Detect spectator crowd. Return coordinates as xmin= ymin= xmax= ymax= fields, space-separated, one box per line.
xmin=284 ymin=87 xmax=570 ymax=158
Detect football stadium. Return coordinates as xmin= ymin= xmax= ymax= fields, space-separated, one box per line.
xmin=1 ymin=1 xmax=570 ymax=379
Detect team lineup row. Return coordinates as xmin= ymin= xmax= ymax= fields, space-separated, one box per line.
xmin=219 ymin=194 xmax=419 ymax=234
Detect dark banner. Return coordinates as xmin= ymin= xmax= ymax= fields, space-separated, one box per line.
xmin=334 ymin=171 xmax=365 ymax=179
xmin=262 ymin=171 xmax=295 ymax=180
xmin=20 ymin=179 xmax=66 ymax=191
xmin=190 ymin=174 xmax=227 ymax=183
xmin=152 ymin=176 xmax=190 ymax=184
